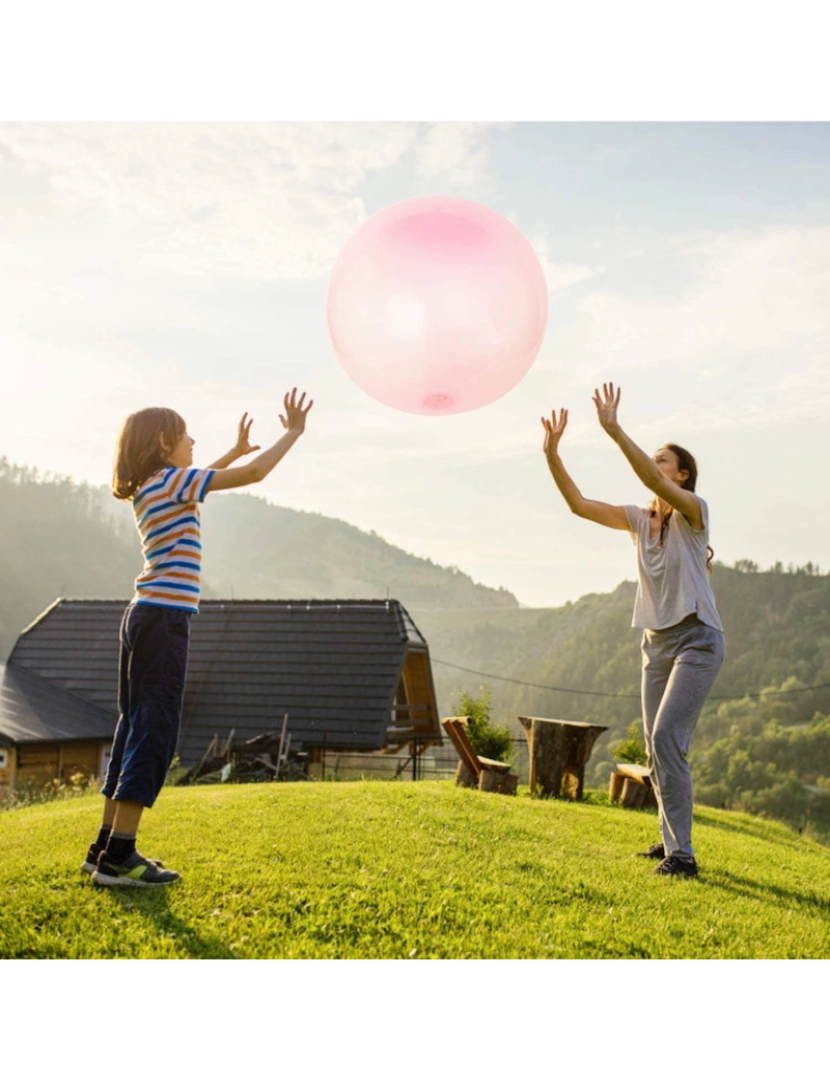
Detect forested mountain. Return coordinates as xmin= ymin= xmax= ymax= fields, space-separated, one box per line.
xmin=196 ymin=490 xmax=518 ymax=610
xmin=415 ymin=564 xmax=830 ymax=839
xmin=0 ymin=461 xmax=140 ymax=656
xmin=0 ymin=457 xmax=517 ymax=660
xmin=3 ymin=456 xmax=829 ymax=838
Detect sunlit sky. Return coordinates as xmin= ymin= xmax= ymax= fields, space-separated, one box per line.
xmin=2 ymin=119 xmax=829 ymax=606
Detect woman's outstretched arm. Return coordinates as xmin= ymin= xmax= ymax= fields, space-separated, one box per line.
xmin=592 ymin=382 xmax=702 ymax=527
xmin=542 ymin=408 xmax=629 ymax=530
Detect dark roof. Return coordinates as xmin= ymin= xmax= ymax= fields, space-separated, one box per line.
xmin=0 ymin=663 xmax=114 ymax=745
xmin=7 ymin=599 xmax=438 ymax=762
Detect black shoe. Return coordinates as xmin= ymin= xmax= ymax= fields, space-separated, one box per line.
xmin=92 ymin=850 xmax=180 ymax=888
xmin=635 ymin=842 xmax=665 ymax=860
xmin=81 ymin=842 xmax=163 ymax=875
xmin=654 ymin=855 xmax=698 ymax=878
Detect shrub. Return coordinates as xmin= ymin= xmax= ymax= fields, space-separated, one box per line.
xmin=613 ymin=721 xmax=648 ymax=765
xmin=451 ymin=686 xmax=514 ymax=764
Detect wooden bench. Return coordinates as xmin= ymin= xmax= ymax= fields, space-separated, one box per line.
xmin=609 ymin=761 xmax=658 ymax=810
xmin=441 ymin=717 xmax=518 ymax=795
xmin=517 ymin=716 xmax=608 ymax=800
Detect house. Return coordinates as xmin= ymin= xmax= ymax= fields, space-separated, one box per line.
xmin=0 ymin=660 xmax=114 ymax=794
xmin=0 ymin=598 xmax=442 ymax=796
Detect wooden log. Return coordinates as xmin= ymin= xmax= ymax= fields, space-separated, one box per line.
xmin=620 ymin=777 xmax=647 ymax=809
xmin=518 ymin=716 xmax=607 ymax=800
xmin=643 ymin=786 xmax=659 ymax=810
xmin=456 ymin=760 xmax=478 ymax=789
xmin=615 ymin=762 xmax=659 ymax=809
xmin=609 ymin=771 xmax=626 ymax=803
xmin=478 ymin=769 xmax=504 ymax=793
xmin=478 ymin=769 xmax=518 ymax=795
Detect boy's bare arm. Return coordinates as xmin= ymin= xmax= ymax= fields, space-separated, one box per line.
xmin=207 ymin=390 xmax=312 ymax=492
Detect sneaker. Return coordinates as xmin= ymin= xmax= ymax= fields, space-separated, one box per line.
xmin=654 ymin=855 xmax=698 ymax=878
xmin=635 ymin=842 xmax=665 ymax=860
xmin=81 ymin=843 xmax=163 ymax=876
xmin=92 ymin=850 xmax=180 ymax=888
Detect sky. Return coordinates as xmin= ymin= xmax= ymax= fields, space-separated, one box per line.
xmin=3 ymin=120 xmax=829 ymax=607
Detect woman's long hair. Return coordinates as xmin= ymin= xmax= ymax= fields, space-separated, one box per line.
xmin=112 ymin=407 xmax=186 ymax=501
xmin=650 ymin=443 xmax=714 ymax=574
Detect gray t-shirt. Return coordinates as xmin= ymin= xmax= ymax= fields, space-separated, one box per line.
xmin=624 ymin=498 xmax=723 ymax=632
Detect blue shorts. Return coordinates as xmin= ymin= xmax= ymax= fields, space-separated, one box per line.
xmin=102 ymin=603 xmax=191 ymax=808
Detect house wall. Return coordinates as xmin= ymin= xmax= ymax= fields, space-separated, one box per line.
xmin=0 ymin=745 xmax=14 ymax=799
xmin=13 ymin=740 xmax=108 ymax=792
xmin=401 ymin=651 xmax=440 ymax=738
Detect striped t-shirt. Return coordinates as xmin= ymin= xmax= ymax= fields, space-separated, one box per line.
xmin=131 ymin=466 xmax=216 ymax=613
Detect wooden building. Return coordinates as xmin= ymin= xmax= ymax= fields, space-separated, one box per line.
xmin=0 ymin=661 xmax=114 ymax=796
xmin=0 ymin=598 xmax=442 ymax=794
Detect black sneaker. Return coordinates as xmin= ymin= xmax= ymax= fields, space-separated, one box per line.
xmin=635 ymin=842 xmax=665 ymax=860
xmin=81 ymin=843 xmax=163 ymax=876
xmin=654 ymin=855 xmax=698 ymax=878
xmin=92 ymin=850 xmax=180 ymax=888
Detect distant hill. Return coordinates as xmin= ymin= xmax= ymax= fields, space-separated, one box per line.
xmin=197 ymin=490 xmax=519 ymax=610
xmin=415 ymin=564 xmax=830 ymax=840
xmin=0 ymin=457 xmax=517 ymax=659
xmin=418 ymin=565 xmax=830 ymax=740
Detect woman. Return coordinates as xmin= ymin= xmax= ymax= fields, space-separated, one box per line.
xmin=541 ymin=383 xmax=725 ymax=877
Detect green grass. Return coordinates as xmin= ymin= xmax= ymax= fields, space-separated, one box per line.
xmin=2 ymin=781 xmax=829 ymax=959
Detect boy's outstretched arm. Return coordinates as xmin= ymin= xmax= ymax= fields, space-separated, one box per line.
xmin=207 ymin=389 xmax=313 ymax=492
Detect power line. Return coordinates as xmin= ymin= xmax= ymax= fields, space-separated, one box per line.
xmin=431 ymin=658 xmax=830 ymax=702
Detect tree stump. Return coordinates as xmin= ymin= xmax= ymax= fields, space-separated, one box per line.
xmin=518 ymin=716 xmax=608 ymax=800
xmin=609 ymin=770 xmax=626 ymax=803
xmin=620 ymin=777 xmax=647 ymax=809
xmin=614 ymin=762 xmax=659 ymax=810
xmin=478 ymin=770 xmax=518 ymax=795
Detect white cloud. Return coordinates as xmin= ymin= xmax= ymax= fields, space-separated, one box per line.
xmin=413 ymin=122 xmax=502 ymax=187
xmin=540 ymin=226 xmax=830 ymax=428
xmin=529 ymin=233 xmax=603 ymax=294
xmin=0 ymin=122 xmax=502 ymax=282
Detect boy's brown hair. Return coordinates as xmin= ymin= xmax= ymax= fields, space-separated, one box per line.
xmin=112 ymin=407 xmax=186 ymax=500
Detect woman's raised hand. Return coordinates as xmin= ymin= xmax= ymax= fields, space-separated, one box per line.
xmin=541 ymin=408 xmax=568 ymax=457
xmin=280 ymin=388 xmax=314 ymax=434
xmin=592 ymin=382 xmax=621 ymax=435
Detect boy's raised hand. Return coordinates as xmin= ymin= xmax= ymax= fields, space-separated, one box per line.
xmin=234 ymin=412 xmax=261 ymax=456
xmin=280 ymin=388 xmax=314 ymax=434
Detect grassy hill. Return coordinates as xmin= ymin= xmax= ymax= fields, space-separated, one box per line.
xmin=2 ymin=782 xmax=829 ymax=959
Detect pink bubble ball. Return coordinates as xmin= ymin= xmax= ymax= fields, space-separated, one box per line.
xmin=326 ymin=196 xmax=548 ymax=415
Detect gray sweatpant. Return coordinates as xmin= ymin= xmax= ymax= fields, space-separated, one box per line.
xmin=641 ymin=614 xmax=725 ymax=859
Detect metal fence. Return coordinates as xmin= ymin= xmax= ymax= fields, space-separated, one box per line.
xmin=312 ymin=735 xmax=531 ymax=784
